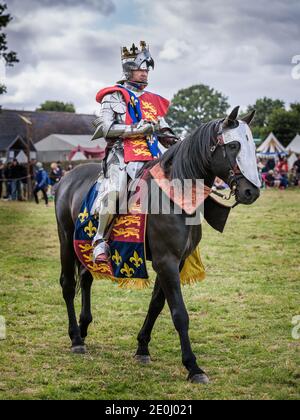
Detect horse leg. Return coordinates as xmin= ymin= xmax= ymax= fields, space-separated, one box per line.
xmin=135 ymin=278 xmax=166 ymax=364
xmin=59 ymin=234 xmax=86 ymax=354
xmin=155 ymin=260 xmax=209 ymax=384
xmin=79 ymin=266 xmax=93 ymax=342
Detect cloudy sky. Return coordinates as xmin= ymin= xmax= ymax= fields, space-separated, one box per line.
xmin=1 ymin=0 xmax=300 ymax=114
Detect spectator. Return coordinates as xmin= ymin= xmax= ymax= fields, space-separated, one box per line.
xmin=265 ymin=158 xmax=276 ymax=172
xmin=265 ymin=169 xmax=288 ymax=189
xmin=293 ymin=154 xmax=300 ymax=186
xmin=65 ymin=164 xmax=74 ymax=173
xmin=274 ymin=169 xmax=289 ymax=190
xmin=265 ymin=170 xmax=277 ymax=188
xmin=49 ymin=162 xmax=63 ymax=185
xmin=276 ymin=156 xmax=289 ymax=176
xmin=10 ymin=159 xmax=23 ymax=201
xmin=0 ymin=160 xmax=4 ymax=199
xmin=33 ymin=162 xmax=49 ymax=206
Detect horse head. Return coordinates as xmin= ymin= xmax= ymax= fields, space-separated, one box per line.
xmin=210 ymin=106 xmax=260 ymax=205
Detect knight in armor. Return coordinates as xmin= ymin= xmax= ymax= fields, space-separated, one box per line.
xmin=91 ymin=41 xmax=177 ymax=263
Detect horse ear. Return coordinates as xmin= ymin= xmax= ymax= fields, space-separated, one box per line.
xmin=241 ymin=109 xmax=256 ymax=126
xmin=223 ymin=106 xmax=240 ymax=128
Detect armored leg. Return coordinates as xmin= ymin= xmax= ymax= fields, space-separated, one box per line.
xmin=92 ymin=151 xmax=127 ymax=262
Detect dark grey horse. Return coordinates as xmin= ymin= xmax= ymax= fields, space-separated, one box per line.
xmin=55 ymin=107 xmax=260 ymax=384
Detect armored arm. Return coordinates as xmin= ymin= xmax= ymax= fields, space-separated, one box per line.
xmin=91 ymin=91 xmax=155 ymax=141
xmin=155 ymin=117 xmax=179 ymax=148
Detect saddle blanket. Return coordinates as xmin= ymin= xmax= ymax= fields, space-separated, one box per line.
xmin=74 ymin=181 xmax=206 ymax=289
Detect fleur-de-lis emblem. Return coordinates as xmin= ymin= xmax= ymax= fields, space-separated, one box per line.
xmin=78 ymin=207 xmax=89 ymax=223
xmin=130 ymin=251 xmax=143 ymax=268
xmin=112 ymin=250 xmax=122 ymax=266
xmin=120 ymin=263 xmax=135 ymax=278
xmin=84 ymin=221 xmax=97 ymax=238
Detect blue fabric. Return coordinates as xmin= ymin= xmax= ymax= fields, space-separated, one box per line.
xmin=36 ymin=169 xmax=49 ymax=189
xmin=74 ymin=183 xmax=148 ymax=281
xmin=118 ymin=85 xmax=161 ymax=159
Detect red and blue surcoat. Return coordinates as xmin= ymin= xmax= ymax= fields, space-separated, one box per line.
xmin=96 ymin=85 xmax=170 ymax=163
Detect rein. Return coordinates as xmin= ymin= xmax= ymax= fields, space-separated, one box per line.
xmin=209 ymin=122 xmax=240 ymax=209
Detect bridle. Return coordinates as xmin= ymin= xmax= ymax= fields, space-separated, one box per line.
xmin=209 ymin=121 xmax=242 ymax=208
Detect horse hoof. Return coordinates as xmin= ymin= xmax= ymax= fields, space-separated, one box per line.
xmin=189 ymin=373 xmax=210 ymax=385
xmin=71 ymin=345 xmax=86 ymax=354
xmin=134 ymin=355 xmax=151 ymax=364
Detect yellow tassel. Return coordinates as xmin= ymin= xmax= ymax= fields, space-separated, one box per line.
xmin=90 ymin=246 xmax=206 ymax=290
xmin=180 ymin=247 xmax=206 ymax=286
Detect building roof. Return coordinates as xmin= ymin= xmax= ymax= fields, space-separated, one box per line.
xmin=0 ymin=109 xmax=96 ymax=151
xmin=35 ymin=134 xmax=94 ymax=151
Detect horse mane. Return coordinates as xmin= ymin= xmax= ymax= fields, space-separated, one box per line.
xmin=145 ymin=119 xmax=221 ymax=181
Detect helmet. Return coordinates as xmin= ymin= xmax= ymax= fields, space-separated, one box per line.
xmin=118 ymin=41 xmax=154 ymax=86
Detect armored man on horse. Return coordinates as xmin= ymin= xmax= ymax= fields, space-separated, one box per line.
xmin=91 ymin=41 xmax=177 ymax=263
xmin=55 ymin=38 xmax=261 ymax=384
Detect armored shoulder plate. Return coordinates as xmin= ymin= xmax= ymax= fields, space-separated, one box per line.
xmin=103 ymin=91 xmax=126 ymax=115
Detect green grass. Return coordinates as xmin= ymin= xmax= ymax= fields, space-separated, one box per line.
xmin=0 ymin=189 xmax=299 ymax=400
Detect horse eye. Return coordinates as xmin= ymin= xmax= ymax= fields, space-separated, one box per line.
xmin=229 ymin=144 xmax=237 ymax=149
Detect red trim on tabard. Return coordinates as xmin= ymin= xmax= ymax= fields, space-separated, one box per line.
xmin=96 ymin=86 xmax=131 ymax=106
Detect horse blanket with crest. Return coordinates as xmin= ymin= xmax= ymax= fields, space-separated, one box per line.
xmin=73 ymin=169 xmax=207 ymax=289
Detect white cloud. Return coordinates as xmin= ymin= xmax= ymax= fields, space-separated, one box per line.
xmin=159 ymin=39 xmax=191 ymax=61
xmin=2 ymin=0 xmax=300 ymax=114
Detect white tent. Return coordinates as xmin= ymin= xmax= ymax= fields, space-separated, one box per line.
xmin=287 ymin=134 xmax=300 ymax=154
xmin=257 ymin=132 xmax=287 ymax=156
xmin=35 ymin=134 xmax=93 ymax=162
xmin=288 ymin=153 xmax=298 ymax=170
xmin=71 ymin=151 xmax=87 ymax=161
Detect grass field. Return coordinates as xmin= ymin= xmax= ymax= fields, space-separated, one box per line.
xmin=0 ymin=189 xmax=299 ymax=400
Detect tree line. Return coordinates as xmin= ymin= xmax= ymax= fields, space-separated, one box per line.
xmin=166 ymin=86 xmax=300 ymax=146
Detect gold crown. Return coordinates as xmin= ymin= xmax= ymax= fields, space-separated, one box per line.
xmin=121 ymin=41 xmax=148 ymax=59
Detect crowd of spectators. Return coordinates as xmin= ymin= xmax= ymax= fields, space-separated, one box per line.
xmin=0 ymin=159 xmax=74 ymax=205
xmin=1 ymin=154 xmax=300 ymax=204
xmin=258 ymin=155 xmax=300 ymax=190
xmin=212 ymin=155 xmax=300 ymax=192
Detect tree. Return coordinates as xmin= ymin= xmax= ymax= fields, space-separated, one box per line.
xmin=245 ymin=97 xmax=285 ymax=138
xmin=0 ymin=2 xmax=19 ymax=95
xmin=37 ymin=101 xmax=76 ymax=113
xmin=166 ymin=84 xmax=229 ymax=136
xmin=266 ymin=108 xmax=300 ymax=147
xmin=290 ymin=102 xmax=300 ymax=114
